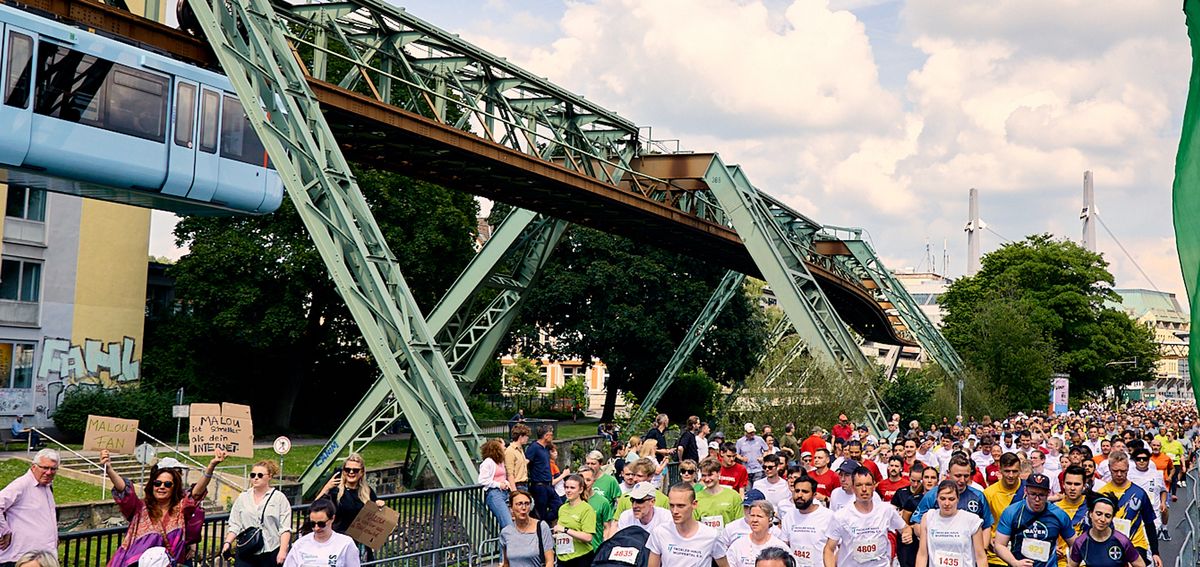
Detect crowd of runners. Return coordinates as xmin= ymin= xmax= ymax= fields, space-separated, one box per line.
xmin=490 ymin=400 xmax=1199 ymax=567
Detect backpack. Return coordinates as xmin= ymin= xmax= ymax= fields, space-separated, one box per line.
xmin=591 ymin=526 xmax=650 ymax=567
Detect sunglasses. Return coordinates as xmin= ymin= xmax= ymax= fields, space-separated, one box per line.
xmin=309 ymin=520 xmax=328 ymax=528
xmin=343 ymin=467 xmax=363 ymax=474
xmin=152 ymin=480 xmax=174 ymax=488
xmin=249 ymin=472 xmax=266 ymax=479
xmin=1135 ymin=457 xmax=1150 ymax=462
xmin=680 ymin=469 xmax=696 ymax=474
xmin=631 ymin=497 xmax=655 ymax=504
xmin=33 ymin=463 xmax=58 ymax=472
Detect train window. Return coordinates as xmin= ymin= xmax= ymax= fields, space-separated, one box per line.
xmin=174 ymin=83 xmax=196 ymax=148
xmin=219 ymin=95 xmax=267 ymax=166
xmin=4 ymin=33 xmax=32 ymax=109
xmin=33 ymin=42 xmax=168 ymax=142
xmin=199 ymin=89 xmax=218 ymax=153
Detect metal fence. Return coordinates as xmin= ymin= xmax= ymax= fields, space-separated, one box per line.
xmin=59 ymin=485 xmax=500 ymax=567
xmin=1175 ymin=464 xmax=1199 ymax=567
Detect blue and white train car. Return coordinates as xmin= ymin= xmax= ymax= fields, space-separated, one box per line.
xmin=0 ymin=2 xmax=282 ymax=215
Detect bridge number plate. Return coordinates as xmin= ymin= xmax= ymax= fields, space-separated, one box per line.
xmin=273 ymin=436 xmax=292 ymax=456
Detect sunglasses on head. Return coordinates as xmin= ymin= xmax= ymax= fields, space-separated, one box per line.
xmin=249 ymin=472 xmax=266 ymax=479
xmin=152 ymin=480 xmax=174 ymax=488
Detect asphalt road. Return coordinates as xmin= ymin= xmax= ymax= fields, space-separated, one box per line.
xmin=1159 ymin=467 xmax=1197 ymax=567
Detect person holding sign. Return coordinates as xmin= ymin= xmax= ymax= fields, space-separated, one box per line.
xmin=915 ymin=480 xmax=986 ymax=567
xmin=1066 ymin=493 xmax=1145 ymax=567
xmin=315 ymin=454 xmax=385 ymax=534
xmin=100 ymin=448 xmax=226 ymax=566
xmin=992 ymin=474 xmax=1075 ymax=567
xmin=283 ymin=500 xmax=359 ymax=567
xmin=222 ymin=461 xmax=292 ymax=566
xmin=554 ymin=474 xmax=597 ymax=567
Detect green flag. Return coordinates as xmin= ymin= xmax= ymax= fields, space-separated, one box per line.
xmin=1174 ymin=0 xmax=1200 ymax=407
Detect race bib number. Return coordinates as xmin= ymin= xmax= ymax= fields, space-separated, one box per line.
xmin=702 ymin=515 xmax=725 ymax=529
xmin=1020 ymin=539 xmax=1051 ymax=562
xmin=608 ymin=546 xmax=640 ymax=565
xmin=1113 ymin=518 xmax=1132 ymax=536
xmin=554 ymin=533 xmax=575 ymax=555
xmin=851 ymin=539 xmax=885 ymax=563
xmin=934 ymin=551 xmax=965 ymax=567
xmin=792 ymin=546 xmax=815 ymax=567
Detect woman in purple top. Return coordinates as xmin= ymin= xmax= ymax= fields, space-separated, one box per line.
xmin=1067 ymin=492 xmax=1145 ymax=567
xmin=100 ymin=448 xmax=226 ymax=566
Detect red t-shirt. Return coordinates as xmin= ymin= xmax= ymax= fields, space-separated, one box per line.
xmin=801 ymin=435 xmax=827 ymax=456
xmin=810 ymin=469 xmax=840 ymax=497
xmin=985 ymin=463 xmax=1000 ymax=486
xmin=876 ymin=477 xmax=908 ymax=502
xmin=973 ymin=470 xmax=987 ymax=488
xmin=832 ymin=424 xmax=853 ymax=441
xmin=719 ymin=463 xmax=749 ymax=491
xmin=861 ymin=459 xmax=883 ymax=482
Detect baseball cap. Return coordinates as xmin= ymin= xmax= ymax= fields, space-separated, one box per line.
xmin=742 ymin=489 xmax=766 ymax=507
xmin=709 ymin=441 xmax=720 ymax=450
xmin=744 ymin=423 xmax=756 ymax=433
xmin=1026 ymin=473 xmax=1051 ymax=491
xmin=801 ymin=451 xmax=813 ymax=459
xmin=837 ymin=459 xmax=860 ymax=474
xmin=628 ymin=482 xmax=656 ymax=500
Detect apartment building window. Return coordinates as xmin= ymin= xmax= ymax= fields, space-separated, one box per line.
xmin=0 ymin=259 xmax=41 ymax=302
xmin=5 ymin=186 xmax=45 ymax=222
xmin=0 ymin=342 xmax=36 ymax=388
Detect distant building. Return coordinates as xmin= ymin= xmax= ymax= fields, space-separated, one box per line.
xmin=890 ymin=271 xmax=953 ymax=328
xmin=498 ymin=354 xmax=610 ymax=414
xmin=1108 ymin=289 xmax=1191 ymax=403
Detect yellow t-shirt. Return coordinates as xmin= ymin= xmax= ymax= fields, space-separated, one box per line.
xmin=1096 ymin=481 xmax=1151 ymax=551
xmin=984 ymin=480 xmax=1023 ymax=565
xmin=1055 ymin=497 xmax=1087 ymax=567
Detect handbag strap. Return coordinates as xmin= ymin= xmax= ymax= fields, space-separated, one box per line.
xmin=256 ymin=489 xmax=276 ymax=526
xmin=536 ymin=520 xmax=545 ymax=561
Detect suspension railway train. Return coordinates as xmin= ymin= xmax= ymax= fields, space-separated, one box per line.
xmin=0 ymin=1 xmax=282 ymax=215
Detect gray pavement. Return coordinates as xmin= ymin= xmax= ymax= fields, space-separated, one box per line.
xmin=1159 ymin=467 xmax=1197 ymax=567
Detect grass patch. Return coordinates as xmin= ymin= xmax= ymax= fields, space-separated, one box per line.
xmin=148 ymin=439 xmax=415 ymax=479
xmin=0 ymin=458 xmax=107 ymax=504
xmin=556 ymin=423 xmax=602 ymax=440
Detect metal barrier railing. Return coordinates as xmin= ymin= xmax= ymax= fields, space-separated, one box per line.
xmin=59 ymin=484 xmax=500 ymax=567
xmin=1175 ymin=463 xmax=1198 ymax=567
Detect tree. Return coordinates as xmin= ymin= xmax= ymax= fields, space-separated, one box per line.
xmin=505 ymin=356 xmax=544 ymax=398
xmin=508 ymin=227 xmax=769 ymax=422
xmin=939 ymin=234 xmax=1157 ymax=409
xmin=141 ymin=167 xmax=479 ymax=432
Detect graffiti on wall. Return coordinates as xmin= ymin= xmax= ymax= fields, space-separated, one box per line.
xmin=38 ymin=337 xmax=140 ymax=384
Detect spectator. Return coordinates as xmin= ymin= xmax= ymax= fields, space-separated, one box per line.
xmin=737 ymin=424 xmax=769 ymax=484
xmin=13 ymin=550 xmax=57 ymax=567
xmin=101 ymin=448 xmax=225 ymax=566
xmin=8 ymin=418 xmax=39 ymax=449
xmin=526 ymin=425 xmax=560 ymax=522
xmin=478 ymin=438 xmax=512 ymax=529
xmin=223 ymin=460 xmax=292 ymax=566
xmin=676 ymin=416 xmax=700 ymax=463
xmin=831 ymin=415 xmax=853 ymax=442
xmin=696 ymin=423 xmax=711 ymax=462
xmin=0 ymin=448 xmax=59 ymax=565
xmin=283 ymin=499 xmax=359 ymax=567
xmin=638 ymin=439 xmax=668 ymax=490
xmin=501 ymin=490 xmax=553 ymax=567
xmin=315 ymin=453 xmax=385 ymax=534
xmin=644 ymin=414 xmax=671 ymax=459
xmin=509 ymin=409 xmax=526 ymax=431
xmin=506 ymin=425 xmax=531 ymax=492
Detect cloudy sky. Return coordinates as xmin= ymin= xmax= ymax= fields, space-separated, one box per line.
xmin=150 ymin=0 xmax=1193 ymax=302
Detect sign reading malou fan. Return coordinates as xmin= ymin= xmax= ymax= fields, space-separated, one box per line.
xmin=188 ymin=403 xmax=254 ymax=458
xmin=83 ymin=415 xmax=139 ymax=453
xmin=345 ymin=501 xmax=400 ymax=550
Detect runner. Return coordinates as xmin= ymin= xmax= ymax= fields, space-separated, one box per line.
xmin=725 ymin=501 xmax=788 ymax=567
xmin=780 ymin=476 xmax=833 ymax=567
xmin=822 ymin=467 xmax=906 ymax=567
xmin=1095 ymin=451 xmax=1160 ymax=567
xmin=915 ymin=480 xmax=987 ymax=567
xmin=753 ymin=454 xmax=793 ymax=509
xmin=646 ymin=483 xmax=729 ymax=567
xmin=1066 ymin=493 xmax=1145 ymax=567
xmin=877 ymin=456 xmax=908 ymax=503
xmin=696 ymin=457 xmax=745 ymax=530
xmin=993 ymin=474 xmax=1075 ymax=567
xmin=984 ymin=453 xmax=1025 ymax=567
xmin=616 ymin=482 xmax=672 ymax=534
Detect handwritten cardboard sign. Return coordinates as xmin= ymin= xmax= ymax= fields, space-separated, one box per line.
xmin=188 ymin=403 xmax=253 ymax=458
xmin=344 ymin=501 xmax=399 ymax=550
xmin=83 ymin=415 xmax=138 ymax=453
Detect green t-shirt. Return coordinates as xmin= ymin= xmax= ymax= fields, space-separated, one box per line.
xmin=557 ymin=499 xmax=597 ymax=560
xmin=587 ymin=493 xmax=613 ymax=551
xmin=613 ymin=490 xmax=669 ymax=517
xmin=593 ymin=474 xmax=622 ymax=507
xmin=694 ymin=486 xmax=743 ymax=529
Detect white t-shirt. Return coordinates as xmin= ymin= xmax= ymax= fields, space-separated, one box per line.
xmin=283 ymin=532 xmax=360 ymax=567
xmin=721 ymin=518 xmax=783 ymax=548
xmin=779 ymin=505 xmax=833 ymax=567
xmin=647 ymin=523 xmax=727 ymax=567
xmin=725 ymin=534 xmax=788 ymax=567
xmin=970 ymin=451 xmax=993 ymax=471
xmin=829 ymin=489 xmax=883 ymax=512
xmin=697 ymin=436 xmax=710 ymax=462
xmin=825 ymin=502 xmax=906 ymax=567
xmin=752 ymin=477 xmax=792 ymax=509
xmin=616 ymin=507 xmax=672 ymax=533
xmin=1129 ymin=466 xmax=1166 ymax=506
xmin=922 ymin=510 xmax=982 ymax=567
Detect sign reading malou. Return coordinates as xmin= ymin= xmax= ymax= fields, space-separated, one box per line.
xmin=345 ymin=501 xmax=399 ymax=550
xmin=189 ymin=403 xmax=254 ymax=458
xmin=83 ymin=415 xmax=139 ymax=453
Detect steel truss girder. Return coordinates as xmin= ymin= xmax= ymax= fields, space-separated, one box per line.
xmin=837 ymin=239 xmax=966 ymax=378
xmin=703 ymin=157 xmax=888 ymax=435
xmin=184 ymin=0 xmax=481 ymax=487
xmin=625 ymin=270 xmax=746 ymax=430
xmin=295 ymin=208 xmax=566 ymax=495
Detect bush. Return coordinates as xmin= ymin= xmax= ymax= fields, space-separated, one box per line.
xmin=53 ymin=386 xmax=178 ymax=442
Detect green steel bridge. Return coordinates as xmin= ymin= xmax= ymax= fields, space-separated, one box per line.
xmin=12 ymin=0 xmax=965 ymax=495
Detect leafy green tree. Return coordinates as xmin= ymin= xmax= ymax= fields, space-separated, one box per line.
xmin=141 ymin=168 xmax=478 ymax=432
xmin=658 ymin=369 xmax=720 ymax=422
xmin=554 ymin=376 xmax=589 ymax=412
xmin=939 ymin=235 xmax=1157 ymax=408
xmin=878 ymin=366 xmax=940 ymax=426
xmin=505 ymin=356 xmax=544 ymax=398
xmin=509 ymin=227 xmax=768 ymax=422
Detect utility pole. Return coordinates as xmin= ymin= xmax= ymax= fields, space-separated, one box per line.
xmin=1081 ymin=171 xmax=1097 ymax=252
xmin=965 ymin=188 xmax=982 ymax=276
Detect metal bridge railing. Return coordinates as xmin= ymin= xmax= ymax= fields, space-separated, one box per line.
xmin=1175 ymin=464 xmax=1199 ymax=567
xmin=59 ymin=484 xmax=500 ymax=567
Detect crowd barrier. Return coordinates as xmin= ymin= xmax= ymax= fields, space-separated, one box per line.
xmin=59 ymin=484 xmax=500 ymax=567
xmin=1175 ymin=464 xmax=1199 ymax=567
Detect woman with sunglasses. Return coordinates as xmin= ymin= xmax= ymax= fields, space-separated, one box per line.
xmin=679 ymin=459 xmax=702 ymax=492
xmin=283 ymin=499 xmax=359 ymax=567
xmin=223 ymin=461 xmax=292 ymax=565
xmin=501 ymin=490 xmax=553 ymax=567
xmin=316 ymin=453 xmax=386 ymax=534
xmin=100 ymin=448 xmax=226 ymax=566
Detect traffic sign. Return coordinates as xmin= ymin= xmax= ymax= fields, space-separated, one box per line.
xmin=134 ymin=443 xmax=157 ymax=465
xmin=273 ymin=436 xmax=292 ymax=456
xmin=171 ymin=405 xmax=190 ymax=418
